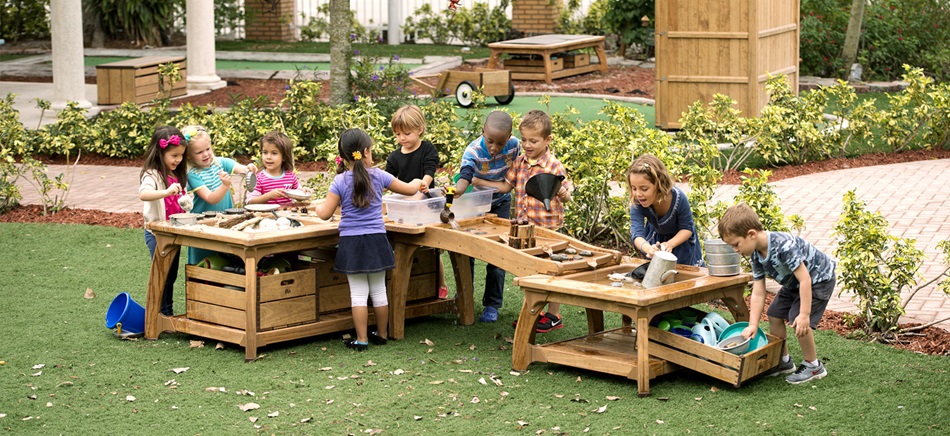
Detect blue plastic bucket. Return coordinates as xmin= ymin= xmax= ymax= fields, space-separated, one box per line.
xmin=105 ymin=292 xmax=146 ymax=334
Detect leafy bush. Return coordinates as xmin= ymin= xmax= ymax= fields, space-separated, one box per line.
xmin=213 ymin=0 xmax=244 ymax=37
xmin=402 ymin=4 xmax=453 ymax=45
xmin=84 ymin=0 xmax=181 ymax=46
xmin=874 ymin=66 xmax=950 ymax=151
xmin=298 ymin=3 xmax=371 ymax=42
xmin=752 ymin=75 xmax=841 ymax=165
xmin=0 ymin=0 xmax=50 ymax=42
xmin=800 ymin=0 xmax=950 ymax=81
xmin=557 ymin=0 xmax=609 ymax=35
xmin=448 ymin=0 xmax=512 ymax=47
xmin=603 ymin=0 xmax=653 ymax=57
xmin=350 ymin=48 xmax=414 ymax=122
xmin=678 ymin=94 xmax=755 ymax=173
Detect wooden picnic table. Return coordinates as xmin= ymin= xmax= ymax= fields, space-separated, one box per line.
xmin=511 ymin=265 xmax=770 ymax=397
xmin=487 ymin=34 xmax=608 ymax=84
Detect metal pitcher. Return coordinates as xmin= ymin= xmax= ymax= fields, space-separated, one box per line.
xmin=642 ymin=251 xmax=678 ymax=288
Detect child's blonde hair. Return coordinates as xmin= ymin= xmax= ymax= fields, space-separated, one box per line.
xmin=718 ymin=203 xmax=764 ymax=238
xmin=519 ymin=109 xmax=552 ymax=137
xmin=182 ymin=125 xmax=211 ymax=168
xmin=625 ymin=154 xmax=674 ymax=204
xmin=391 ymin=105 xmax=426 ymax=135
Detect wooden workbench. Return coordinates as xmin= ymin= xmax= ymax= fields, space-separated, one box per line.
xmin=144 ymin=215 xmax=466 ymax=360
xmin=511 ymin=264 xmax=780 ymax=397
xmin=487 ymin=34 xmax=608 ymax=83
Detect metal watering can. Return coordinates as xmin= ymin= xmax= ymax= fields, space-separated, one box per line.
xmin=641 ymin=251 xmax=678 ymax=288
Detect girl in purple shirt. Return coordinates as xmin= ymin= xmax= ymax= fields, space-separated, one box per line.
xmin=316 ymin=129 xmax=423 ymax=351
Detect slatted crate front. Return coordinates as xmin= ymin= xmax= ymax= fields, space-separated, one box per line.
xmin=185 ymin=263 xmax=318 ymax=331
xmin=96 ymin=56 xmax=188 ymax=105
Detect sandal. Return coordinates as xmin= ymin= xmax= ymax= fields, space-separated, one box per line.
xmin=438 ymin=286 xmax=449 ymax=299
xmin=368 ymin=331 xmax=388 ymax=345
xmin=344 ymin=339 xmax=368 ymax=351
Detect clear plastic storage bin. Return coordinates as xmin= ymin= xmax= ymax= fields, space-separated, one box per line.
xmin=436 ymin=186 xmax=496 ymax=219
xmin=383 ymin=194 xmax=445 ymax=226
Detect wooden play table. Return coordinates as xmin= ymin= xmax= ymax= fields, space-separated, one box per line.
xmin=487 ymin=34 xmax=608 ymax=83
xmin=144 ymin=215 xmax=465 ymax=360
xmin=511 ymin=264 xmax=777 ymax=397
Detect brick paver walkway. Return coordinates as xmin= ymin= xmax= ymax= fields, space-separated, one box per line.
xmin=16 ymin=160 xmax=950 ymax=331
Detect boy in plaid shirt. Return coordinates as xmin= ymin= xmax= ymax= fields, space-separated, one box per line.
xmin=474 ymin=110 xmax=573 ymax=332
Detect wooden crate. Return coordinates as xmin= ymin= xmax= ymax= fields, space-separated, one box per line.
xmin=504 ymin=57 xmax=563 ymax=73
xmin=437 ymin=70 xmax=511 ymax=97
xmin=297 ymin=247 xmax=442 ymax=314
xmin=96 ymin=56 xmax=187 ymax=105
xmin=185 ymin=263 xmax=318 ymax=331
xmin=561 ymin=53 xmax=590 ymax=68
xmin=654 ymin=0 xmax=799 ymax=129
xmin=647 ymin=318 xmax=784 ymax=387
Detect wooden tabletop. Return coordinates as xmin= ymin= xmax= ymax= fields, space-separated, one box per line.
xmin=488 ymin=34 xmax=604 ymax=50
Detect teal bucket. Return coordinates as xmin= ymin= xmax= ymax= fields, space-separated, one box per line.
xmin=105 ymin=292 xmax=145 ymax=334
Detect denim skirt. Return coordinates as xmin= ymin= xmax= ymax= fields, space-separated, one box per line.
xmin=333 ymin=233 xmax=395 ymax=274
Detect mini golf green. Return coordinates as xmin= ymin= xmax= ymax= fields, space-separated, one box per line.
xmin=81 ymin=57 xmax=419 ymax=72
xmin=455 ymin=95 xmax=656 ymax=126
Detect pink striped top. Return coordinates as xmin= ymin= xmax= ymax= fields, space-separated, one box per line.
xmin=248 ymin=170 xmax=300 ymax=205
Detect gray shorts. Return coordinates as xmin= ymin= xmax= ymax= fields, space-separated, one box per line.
xmin=766 ymin=278 xmax=835 ymax=329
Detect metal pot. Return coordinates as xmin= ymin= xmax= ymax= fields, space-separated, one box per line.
xmin=707 ymin=263 xmax=741 ymax=276
xmin=704 ymin=238 xmax=734 ymax=254
xmin=169 ymin=213 xmax=200 ymax=226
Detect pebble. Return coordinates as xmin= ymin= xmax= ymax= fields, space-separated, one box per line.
xmin=579 ymin=250 xmax=593 ymax=257
xmin=565 ymin=248 xmax=577 ymax=254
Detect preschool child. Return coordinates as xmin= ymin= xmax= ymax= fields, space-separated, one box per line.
xmin=719 ymin=202 xmax=836 ymax=384
xmin=316 ymin=128 xmax=424 ymax=351
xmin=384 ymin=105 xmax=450 ymax=298
xmin=138 ymin=125 xmax=188 ymax=316
xmin=474 ymin=110 xmax=572 ymax=333
xmin=247 ymin=131 xmax=309 ymax=205
xmin=183 ymin=125 xmax=257 ymax=264
xmin=626 ymin=154 xmax=704 ymax=266
xmin=452 ymin=110 xmax=521 ymax=323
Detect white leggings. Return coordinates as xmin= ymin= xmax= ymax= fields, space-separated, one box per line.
xmin=348 ymin=271 xmax=388 ymax=307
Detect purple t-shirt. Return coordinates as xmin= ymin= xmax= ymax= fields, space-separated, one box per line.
xmin=330 ymin=168 xmax=394 ymax=237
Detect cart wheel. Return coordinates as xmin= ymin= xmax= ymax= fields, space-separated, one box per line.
xmin=494 ymin=83 xmax=516 ymax=105
xmin=455 ymin=80 xmax=476 ymax=108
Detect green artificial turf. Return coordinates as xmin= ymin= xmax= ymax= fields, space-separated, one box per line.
xmin=217 ymin=40 xmax=492 ymax=62
xmin=1 ymin=222 xmax=949 ymax=433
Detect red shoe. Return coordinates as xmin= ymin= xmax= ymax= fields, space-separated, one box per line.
xmin=438 ymin=286 xmax=449 ymax=299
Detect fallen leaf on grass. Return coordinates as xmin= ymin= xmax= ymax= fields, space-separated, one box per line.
xmin=46 ymin=402 xmax=52 ymax=407
xmin=509 ymin=371 xmax=521 ymax=376
xmin=364 ymin=361 xmax=377 ymax=367
xmin=366 ymin=429 xmax=383 ymax=435
xmin=164 ymin=380 xmax=179 ymax=387
xmin=808 ymin=406 xmax=817 ymax=411
xmin=319 ymin=367 xmax=333 ymax=371
xmin=190 ymin=340 xmax=204 ymax=348
xmin=215 ymin=343 xmax=225 ymax=350
xmin=656 ymin=420 xmax=664 ymax=424
xmin=301 ymin=417 xmax=312 ymax=423
xmin=171 ymin=367 xmax=189 ymax=374
xmin=413 ymin=415 xmax=423 ymax=421
xmin=794 ymin=403 xmax=803 ymax=408
xmin=248 ymin=417 xmax=258 ymax=423
xmin=393 ymin=369 xmax=405 ymax=375
xmin=421 ymin=339 xmax=435 ymax=346
xmin=469 ymin=344 xmax=476 ymax=351
xmin=592 ymin=405 xmax=607 ymax=413
xmin=83 ymin=288 xmax=95 ymax=299
xmin=429 ymin=380 xmax=444 ymax=385
xmin=606 ymin=396 xmax=621 ymax=401
xmin=491 ymin=377 xmax=503 ymax=386
xmin=471 ymin=396 xmax=480 ymax=404
xmin=478 ymin=378 xmax=488 ymax=385
xmin=31 ymin=371 xmax=42 ymax=377
xmin=268 ymin=411 xmax=279 ymax=418
xmin=205 ymin=387 xmax=226 ymax=392
xmin=236 ymin=389 xmax=255 ymax=396
xmin=325 ymin=399 xmax=334 ymax=405
xmin=32 ymin=364 xmax=45 ymax=369
xmin=239 ymin=403 xmax=260 ymax=412
xmin=571 ymin=397 xmax=589 ymax=404
xmin=517 ymin=420 xmax=529 ymax=428
xmin=709 ymin=386 xmax=719 ymax=392
xmin=126 ymin=395 xmax=136 ymax=402
xmin=576 ymin=376 xmax=582 ymax=383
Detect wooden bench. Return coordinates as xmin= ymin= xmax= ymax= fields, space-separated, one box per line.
xmin=487 ymin=34 xmax=608 ymax=84
xmin=96 ymin=56 xmax=187 ymax=105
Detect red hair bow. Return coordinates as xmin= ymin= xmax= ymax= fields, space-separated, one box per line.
xmin=160 ymin=135 xmax=181 ymax=149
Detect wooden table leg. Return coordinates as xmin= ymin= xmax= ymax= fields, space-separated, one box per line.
xmin=449 ymin=252 xmax=475 ymax=326
xmin=145 ymin=234 xmax=179 ymax=340
xmin=512 ymin=289 xmax=547 ymax=371
xmin=636 ymin=314 xmax=651 ymax=397
xmin=542 ymin=53 xmax=554 ymax=84
xmin=585 ymin=308 xmax=605 ymax=334
xmin=388 ymin=242 xmax=419 ymax=340
xmin=594 ymin=42 xmax=609 ymax=73
xmin=720 ymin=284 xmax=751 ymax=322
xmin=244 ymin=255 xmax=259 ymax=361
xmin=487 ymin=49 xmax=502 ymax=69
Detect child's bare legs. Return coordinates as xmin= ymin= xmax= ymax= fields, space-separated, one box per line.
xmin=437 ymin=258 xmax=449 ymax=298
xmin=797 ymin=328 xmax=817 ymax=362
xmin=547 ymin=303 xmax=560 ymax=317
xmin=768 ymin=316 xmax=788 ymax=355
xmin=351 ymin=305 xmax=370 ymax=343
xmin=372 ymin=305 xmax=389 ymax=338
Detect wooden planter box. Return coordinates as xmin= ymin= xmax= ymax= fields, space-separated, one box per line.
xmin=654 ymin=0 xmax=799 ymax=129
xmin=561 ymin=53 xmax=590 ymax=68
xmin=504 ymin=56 xmax=563 ymax=73
xmin=185 ymin=263 xmax=317 ymax=331
xmin=96 ymin=56 xmax=187 ymax=105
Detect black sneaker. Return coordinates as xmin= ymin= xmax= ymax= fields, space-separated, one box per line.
xmin=535 ymin=312 xmax=564 ymax=333
xmin=344 ymin=339 xmax=368 ymax=351
xmin=368 ymin=331 xmax=388 ymax=345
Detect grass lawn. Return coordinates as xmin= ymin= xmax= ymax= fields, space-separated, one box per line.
xmin=447 ymin=95 xmax=656 ymax=126
xmin=2 ymin=222 xmax=948 ymax=433
xmin=217 ymin=40 xmax=493 ymax=62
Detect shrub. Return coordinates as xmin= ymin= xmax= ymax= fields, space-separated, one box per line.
xmin=0 ymin=0 xmax=50 ymax=42
xmin=350 ymin=46 xmax=414 ymax=122
xmin=557 ymin=0 xmax=609 ymax=36
xmin=299 ymin=3 xmax=370 ymax=42
xmin=874 ymin=66 xmax=950 ymax=151
xmin=449 ymin=0 xmax=512 ymax=47
xmin=402 ymin=4 xmax=453 ymax=45
xmin=603 ymin=0 xmax=653 ymax=57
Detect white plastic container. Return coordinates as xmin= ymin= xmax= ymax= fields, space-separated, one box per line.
xmin=435 ymin=186 xmax=496 ymax=219
xmin=383 ymin=194 xmax=445 ymax=226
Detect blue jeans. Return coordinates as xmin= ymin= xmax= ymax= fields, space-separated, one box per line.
xmin=145 ymin=229 xmax=180 ymax=316
xmin=472 ymin=195 xmax=510 ymax=309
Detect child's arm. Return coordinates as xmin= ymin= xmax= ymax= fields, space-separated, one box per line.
xmin=231 ymin=162 xmax=258 ymax=175
xmin=660 ymin=229 xmax=694 ymax=253
xmin=741 ymin=279 xmax=768 ymax=339
xmin=388 ymin=178 xmax=424 ymax=196
xmin=246 ymin=188 xmax=286 ymax=204
xmin=791 ymin=264 xmax=814 ymax=338
xmin=315 ymin=192 xmax=340 ymax=220
xmin=472 ymin=177 xmax=513 ymax=194
xmin=193 ymin=170 xmax=233 ymax=205
xmin=139 ymin=182 xmax=182 ymax=201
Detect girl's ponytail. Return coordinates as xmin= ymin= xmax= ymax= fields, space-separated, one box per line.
xmin=338 ymin=129 xmax=375 ymax=208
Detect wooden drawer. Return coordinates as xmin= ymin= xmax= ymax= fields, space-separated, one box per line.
xmin=562 ymin=53 xmax=590 ymax=68
xmin=96 ymin=56 xmax=187 ymax=105
xmin=647 ymin=312 xmax=783 ymax=387
xmin=185 ymin=264 xmax=318 ymax=331
xmin=504 ymin=57 xmax=563 ymax=73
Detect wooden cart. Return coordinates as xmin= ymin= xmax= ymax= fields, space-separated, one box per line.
xmin=411 ymin=69 xmax=515 ymax=108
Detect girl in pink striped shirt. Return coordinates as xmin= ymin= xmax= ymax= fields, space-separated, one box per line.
xmin=247 ymin=131 xmax=309 ymax=205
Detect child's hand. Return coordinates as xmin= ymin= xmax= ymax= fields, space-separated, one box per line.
xmin=556 ymin=185 xmax=569 ymax=200
xmin=246 ymin=163 xmax=258 ymax=174
xmin=792 ymin=314 xmax=811 ymax=337
xmin=166 ymin=182 xmax=182 ymax=196
xmin=642 ymin=242 xmax=660 ymax=258
xmin=269 ymin=189 xmax=287 ymax=199
xmin=218 ymin=170 xmax=232 ymax=186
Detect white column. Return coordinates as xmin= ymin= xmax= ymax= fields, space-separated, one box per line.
xmin=186 ymin=0 xmax=226 ymax=90
xmin=50 ymin=0 xmax=91 ymax=109
xmin=388 ymin=0 xmax=403 ymax=45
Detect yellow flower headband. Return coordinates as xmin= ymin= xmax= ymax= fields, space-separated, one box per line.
xmin=352 ymin=151 xmax=362 ymax=160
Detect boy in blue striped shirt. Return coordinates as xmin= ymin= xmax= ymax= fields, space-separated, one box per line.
xmin=452 ymin=111 xmax=520 ymax=323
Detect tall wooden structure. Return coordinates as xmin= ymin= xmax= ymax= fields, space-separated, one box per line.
xmin=654 ymin=0 xmax=800 ymax=129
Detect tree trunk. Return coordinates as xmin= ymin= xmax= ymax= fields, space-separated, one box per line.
xmin=329 ymin=0 xmax=352 ymax=106
xmin=840 ymin=0 xmax=866 ymax=72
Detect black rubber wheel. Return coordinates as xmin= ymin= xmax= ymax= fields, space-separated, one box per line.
xmin=455 ymin=80 xmax=476 ymax=108
xmin=494 ymin=83 xmax=516 ymax=105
